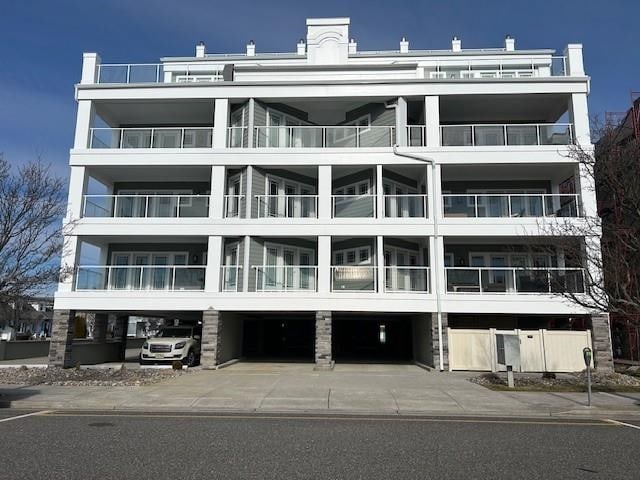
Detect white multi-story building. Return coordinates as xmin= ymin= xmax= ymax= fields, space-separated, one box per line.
xmin=49 ymin=17 xmax=613 ymax=371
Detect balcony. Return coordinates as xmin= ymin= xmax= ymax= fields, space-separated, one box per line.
xmin=75 ymin=265 xmax=206 ymax=291
xmin=221 ymin=265 xmax=243 ymax=292
xmin=82 ymin=194 xmax=210 ymax=218
xmin=89 ymin=127 xmax=214 ymax=149
xmin=224 ymin=195 xmax=246 ymax=218
xmin=331 ymin=266 xmax=377 ymax=292
xmin=253 ymin=125 xmax=396 ymax=148
xmin=332 ymin=195 xmax=377 ymax=218
xmin=443 ymin=193 xmax=581 ymax=218
xmin=383 ymin=195 xmax=428 ymax=218
xmin=252 ymin=266 xmax=318 ymax=291
xmin=425 ymin=56 xmax=567 ymax=79
xmin=445 ymin=267 xmax=585 ymax=294
xmin=96 ymin=63 xmax=224 ymax=84
xmin=440 ymin=123 xmax=573 ymax=146
xmin=255 ymin=195 xmax=318 ymax=218
xmin=384 ymin=267 xmax=430 ymax=293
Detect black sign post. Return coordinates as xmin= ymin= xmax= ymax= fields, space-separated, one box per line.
xmin=583 ymin=347 xmax=592 ymax=407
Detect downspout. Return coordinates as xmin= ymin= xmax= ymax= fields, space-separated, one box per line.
xmin=392 ymin=145 xmax=445 ymax=371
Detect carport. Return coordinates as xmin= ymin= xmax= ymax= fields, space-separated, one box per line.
xmin=332 ymin=313 xmax=416 ymax=363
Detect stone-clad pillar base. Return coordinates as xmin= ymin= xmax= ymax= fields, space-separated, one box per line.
xmin=591 ymin=313 xmax=614 ymax=371
xmin=315 ymin=311 xmax=333 ymax=370
xmin=48 ymin=310 xmax=76 ymax=368
xmin=431 ymin=312 xmax=449 ymax=371
xmin=201 ymin=309 xmax=223 ymax=369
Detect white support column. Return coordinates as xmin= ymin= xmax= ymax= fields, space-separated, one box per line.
xmin=80 ymin=53 xmax=101 ymax=85
xmin=242 ymin=236 xmax=251 ymax=293
xmin=577 ymin=161 xmax=597 ymax=218
xmin=376 ymin=164 xmax=384 ymax=218
xmin=564 ymin=44 xmax=584 ymax=77
xmin=317 ymin=235 xmax=331 ymax=294
xmin=376 ymin=235 xmax=385 ymax=293
xmin=74 ymin=100 xmax=95 ymax=149
xmin=245 ymin=165 xmax=253 ymax=219
xmin=426 ymin=164 xmax=435 ymax=219
xmin=57 ymin=235 xmax=80 ymax=293
xmin=205 ymin=236 xmax=222 ymax=292
xmin=395 ymin=97 xmax=408 ymax=146
xmin=433 ymin=164 xmax=443 ymax=221
xmin=424 ymin=96 xmax=440 ymax=147
xmin=66 ymin=166 xmax=88 ymax=221
xmin=569 ymin=93 xmax=591 ymax=146
xmin=210 ymin=165 xmax=226 ymax=219
xmin=247 ymin=98 xmax=256 ymax=148
xmin=318 ymin=165 xmax=332 ymax=220
xmin=213 ymin=98 xmax=229 ymax=148
xmin=428 ymin=236 xmax=437 ymax=295
xmin=432 ymin=236 xmax=445 ymax=295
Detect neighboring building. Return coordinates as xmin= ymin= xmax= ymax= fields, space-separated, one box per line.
xmin=599 ymin=93 xmax=640 ymax=362
xmin=0 ymin=297 xmax=53 ymax=340
xmin=49 ymin=17 xmax=613 ymax=371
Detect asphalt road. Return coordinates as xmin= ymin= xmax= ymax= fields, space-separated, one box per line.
xmin=0 ymin=410 xmax=638 ymax=479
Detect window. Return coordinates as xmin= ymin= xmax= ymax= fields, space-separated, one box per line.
xmin=333 ymin=246 xmax=372 ymax=265
xmin=347 ymin=251 xmax=356 ymax=264
xmin=359 ymin=248 xmax=369 ymax=263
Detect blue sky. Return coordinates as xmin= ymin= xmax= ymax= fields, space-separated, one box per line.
xmin=1 ymin=0 xmax=638 ymax=179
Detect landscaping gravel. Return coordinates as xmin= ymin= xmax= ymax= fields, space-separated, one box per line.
xmin=0 ymin=366 xmax=190 ymax=386
xmin=471 ymin=370 xmax=640 ymax=391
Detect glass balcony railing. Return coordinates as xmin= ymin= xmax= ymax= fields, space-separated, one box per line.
xmin=89 ymin=127 xmax=214 ymax=149
xmin=223 ymin=195 xmax=245 ymax=218
xmin=440 ymin=123 xmax=573 ymax=146
xmin=82 ymin=195 xmax=210 ymax=218
xmin=255 ymin=195 xmax=318 ymax=218
xmin=332 ymin=195 xmax=376 ymax=218
xmin=96 ymin=63 xmax=223 ymax=84
xmin=253 ymin=126 xmax=396 ymax=148
xmin=331 ymin=266 xmax=378 ymax=292
xmin=442 ymin=194 xmax=581 ymax=218
xmin=221 ymin=266 xmax=242 ymax=292
xmin=383 ymin=195 xmax=428 ymax=218
xmin=253 ymin=266 xmax=318 ymax=292
xmin=445 ymin=267 xmax=586 ymax=294
xmin=384 ymin=267 xmax=430 ymax=293
xmin=75 ymin=266 xmax=206 ymax=291
xmin=227 ymin=127 xmax=248 ymax=148
xmin=426 ymin=56 xmax=568 ymax=79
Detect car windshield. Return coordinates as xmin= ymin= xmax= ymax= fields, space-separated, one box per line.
xmin=156 ymin=327 xmax=191 ymax=338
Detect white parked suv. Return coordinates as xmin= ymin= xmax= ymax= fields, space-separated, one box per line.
xmin=139 ymin=326 xmax=201 ymax=367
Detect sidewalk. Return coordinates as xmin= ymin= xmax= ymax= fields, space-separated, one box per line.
xmin=1 ymin=363 xmax=639 ymax=419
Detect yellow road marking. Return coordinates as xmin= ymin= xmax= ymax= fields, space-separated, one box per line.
xmin=38 ymin=411 xmax=615 ymax=427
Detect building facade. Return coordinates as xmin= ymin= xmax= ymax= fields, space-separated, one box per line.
xmin=50 ymin=17 xmax=613 ymax=371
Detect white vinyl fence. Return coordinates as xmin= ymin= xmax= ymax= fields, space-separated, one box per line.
xmin=448 ymin=328 xmax=593 ymax=372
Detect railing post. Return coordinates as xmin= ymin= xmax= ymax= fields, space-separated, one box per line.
xmin=542 ymin=195 xmax=547 ymax=217
xmin=507 ymin=195 xmax=512 ymax=217
xmin=113 ymin=196 xmax=119 ymax=218
xmin=119 ymin=128 xmax=124 ymax=149
xmin=172 ymin=267 xmax=177 ymax=290
xmin=471 ymin=125 xmax=475 ymax=146
xmin=503 ymin=125 xmax=508 ymax=146
xmin=145 ymin=196 xmax=149 ymax=218
xmin=547 ymin=269 xmax=552 ymax=293
xmin=126 ymin=64 xmax=131 ymax=84
xmin=474 ymin=195 xmax=479 ymax=218
xmin=106 ymin=266 xmax=112 ymax=290
xmin=478 ymin=269 xmax=483 ymax=293
xmin=139 ymin=267 xmax=144 ymax=290
xmin=156 ymin=64 xmax=160 ymax=83
xmin=512 ymin=268 xmax=517 ymax=293
xmin=536 ymin=124 xmax=541 ymax=145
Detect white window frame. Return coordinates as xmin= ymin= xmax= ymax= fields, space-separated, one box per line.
xmin=332 ymin=246 xmax=372 ymax=266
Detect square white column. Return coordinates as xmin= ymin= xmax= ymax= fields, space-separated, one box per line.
xmin=74 ymin=101 xmax=95 ymax=149
xmin=424 ymin=96 xmax=440 ymax=147
xmin=569 ymin=93 xmax=591 ymax=146
xmin=242 ymin=236 xmax=251 ymax=292
xmin=376 ymin=236 xmax=385 ymax=293
xmin=395 ymin=97 xmax=407 ymax=146
xmin=57 ymin=235 xmax=80 ymax=293
xmin=318 ymin=165 xmax=332 ymax=220
xmin=317 ymin=235 xmax=331 ymax=294
xmin=213 ymin=98 xmax=229 ymax=148
xmin=247 ymin=99 xmax=256 ymax=148
xmin=376 ymin=164 xmax=384 ymax=218
xmin=210 ymin=165 xmax=226 ymax=219
xmin=245 ymin=166 xmax=253 ymax=219
xmin=80 ymin=53 xmax=101 ymax=85
xmin=67 ymin=166 xmax=88 ymax=220
xmin=205 ymin=236 xmax=222 ymax=292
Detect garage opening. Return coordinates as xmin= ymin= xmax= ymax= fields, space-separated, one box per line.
xmin=333 ymin=314 xmax=414 ymax=363
xmin=241 ymin=312 xmax=315 ymax=362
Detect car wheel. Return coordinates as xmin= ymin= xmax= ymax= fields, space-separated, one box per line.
xmin=186 ymin=350 xmax=197 ymax=367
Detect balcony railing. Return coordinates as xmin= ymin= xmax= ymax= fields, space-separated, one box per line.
xmin=383 ymin=194 xmax=428 ymax=218
xmin=89 ymin=127 xmax=214 ymax=149
xmin=75 ymin=266 xmax=205 ymax=291
xmin=253 ymin=266 xmax=318 ymax=292
xmin=227 ymin=127 xmax=248 ymax=148
xmin=440 ymin=123 xmax=574 ymax=146
xmin=407 ymin=125 xmax=427 ymax=146
xmin=445 ymin=267 xmax=586 ymax=294
xmin=224 ymin=195 xmax=246 ymax=218
xmin=426 ymin=56 xmax=567 ymax=79
xmin=96 ymin=63 xmax=223 ymax=84
xmin=331 ymin=266 xmax=378 ymax=292
xmin=254 ymin=126 xmax=396 ymax=148
xmin=221 ymin=266 xmax=242 ymax=292
xmin=442 ymin=194 xmax=581 ymax=218
xmin=255 ymin=195 xmax=318 ymax=218
xmin=384 ymin=267 xmax=430 ymax=293
xmin=332 ymin=195 xmax=377 ymax=218
xmin=82 ymin=195 xmax=210 ymax=218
